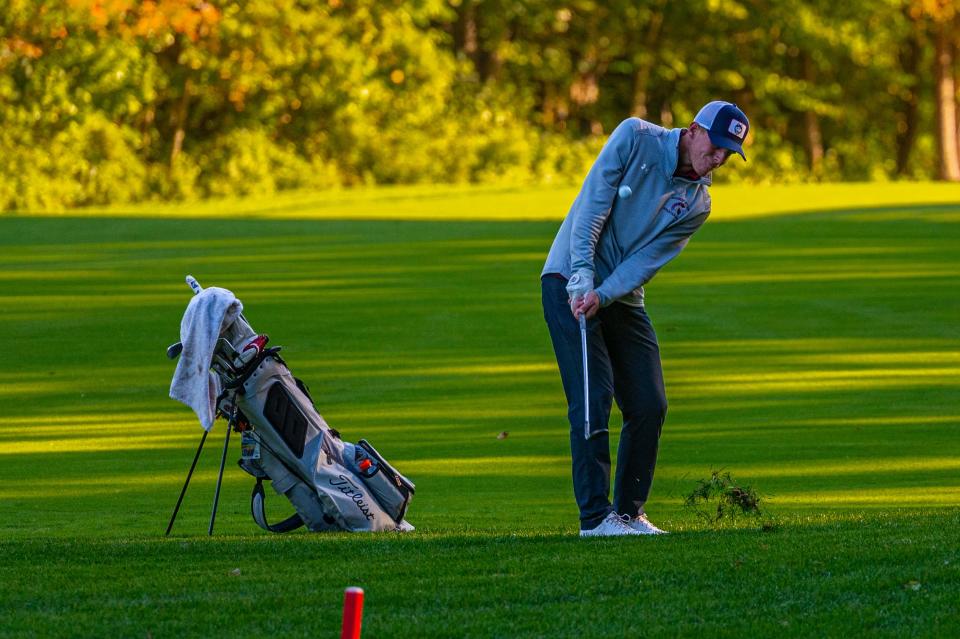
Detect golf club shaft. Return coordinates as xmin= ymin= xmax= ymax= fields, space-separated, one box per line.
xmin=165 ymin=429 xmax=208 ymax=536
xmin=208 ymin=423 xmax=232 ymax=536
xmin=579 ymin=313 xmax=590 ymax=440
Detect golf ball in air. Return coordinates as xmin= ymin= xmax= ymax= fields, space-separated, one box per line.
xmin=618 ymin=185 xmax=632 ymax=199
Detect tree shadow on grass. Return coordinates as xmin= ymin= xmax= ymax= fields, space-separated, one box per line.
xmin=2 ymin=204 xmax=959 ymax=548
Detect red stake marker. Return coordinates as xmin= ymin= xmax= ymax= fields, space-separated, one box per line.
xmin=341 ymin=587 xmax=364 ymax=639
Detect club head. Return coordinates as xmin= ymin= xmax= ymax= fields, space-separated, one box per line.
xmin=214 ymin=337 xmax=240 ymax=360
xmin=212 ymin=353 xmax=236 ymax=375
xmin=167 ymin=342 xmax=184 ymax=359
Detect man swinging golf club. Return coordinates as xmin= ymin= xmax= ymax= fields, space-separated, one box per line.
xmin=541 ymin=101 xmax=749 ymax=537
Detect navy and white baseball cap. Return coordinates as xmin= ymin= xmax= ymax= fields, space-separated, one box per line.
xmin=694 ymin=101 xmax=749 ymax=160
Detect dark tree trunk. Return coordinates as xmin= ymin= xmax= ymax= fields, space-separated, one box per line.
xmin=631 ymin=70 xmax=650 ymax=121
xmin=801 ymin=54 xmax=824 ymax=173
xmin=170 ymin=78 xmax=191 ymax=170
xmin=895 ymin=24 xmax=920 ymax=176
xmin=660 ymin=102 xmax=673 ymax=128
xmin=452 ymin=1 xmax=503 ymax=82
xmin=570 ymin=46 xmax=601 ymax=135
xmin=630 ymin=9 xmax=664 ymax=120
xmin=454 ymin=1 xmax=477 ymax=56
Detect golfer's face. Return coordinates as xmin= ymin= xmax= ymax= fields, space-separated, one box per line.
xmin=691 ymin=128 xmax=732 ymax=176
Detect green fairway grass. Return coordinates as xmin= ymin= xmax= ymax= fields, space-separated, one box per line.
xmin=2 ymin=184 xmax=959 ymax=637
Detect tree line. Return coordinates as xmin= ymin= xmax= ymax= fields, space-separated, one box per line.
xmin=2 ymin=0 xmax=959 ymax=210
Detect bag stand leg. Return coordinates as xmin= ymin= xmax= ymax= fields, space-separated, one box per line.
xmin=208 ymin=423 xmax=233 ymax=536
xmin=165 ymin=430 xmax=209 ymax=536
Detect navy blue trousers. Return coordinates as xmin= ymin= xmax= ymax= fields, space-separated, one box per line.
xmin=542 ymin=275 xmax=667 ymax=530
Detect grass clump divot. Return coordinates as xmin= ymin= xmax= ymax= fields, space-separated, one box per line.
xmin=685 ymin=470 xmax=764 ymax=525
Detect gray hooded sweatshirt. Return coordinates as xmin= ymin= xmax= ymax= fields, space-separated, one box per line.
xmin=542 ymin=118 xmax=712 ymax=308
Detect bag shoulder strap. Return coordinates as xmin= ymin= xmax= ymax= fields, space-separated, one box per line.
xmin=251 ymin=479 xmax=305 ymax=533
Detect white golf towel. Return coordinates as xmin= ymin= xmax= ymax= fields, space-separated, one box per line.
xmin=169 ymin=287 xmax=244 ymax=430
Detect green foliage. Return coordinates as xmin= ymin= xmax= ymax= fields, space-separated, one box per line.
xmin=533 ymin=133 xmax=603 ymax=186
xmin=199 ymin=129 xmax=322 ymax=197
xmin=716 ymin=128 xmax=813 ymax=185
xmin=148 ymin=153 xmax=203 ymax=201
xmin=52 ymin=114 xmax=148 ymax=205
xmin=0 ymin=114 xmax=146 ymax=211
xmin=0 ymin=0 xmax=951 ymax=210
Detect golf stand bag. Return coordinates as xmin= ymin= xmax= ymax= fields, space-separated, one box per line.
xmin=166 ymin=276 xmax=414 ymax=535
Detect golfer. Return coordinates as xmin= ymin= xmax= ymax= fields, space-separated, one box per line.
xmin=542 ymin=101 xmax=749 ymax=537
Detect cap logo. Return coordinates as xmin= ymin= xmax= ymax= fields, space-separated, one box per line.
xmin=728 ymin=119 xmax=747 ymax=139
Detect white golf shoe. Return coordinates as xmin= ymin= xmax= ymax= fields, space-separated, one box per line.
xmin=395 ymin=520 xmax=415 ymax=532
xmin=626 ymin=513 xmax=667 ymax=535
xmin=579 ymin=512 xmax=643 ymax=537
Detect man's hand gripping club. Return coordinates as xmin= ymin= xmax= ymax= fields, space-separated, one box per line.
xmin=570 ymin=291 xmax=600 ymax=320
xmin=566 ymin=270 xmax=600 ymax=320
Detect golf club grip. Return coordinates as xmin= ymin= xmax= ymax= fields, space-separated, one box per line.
xmin=186 ymin=275 xmax=202 ymax=295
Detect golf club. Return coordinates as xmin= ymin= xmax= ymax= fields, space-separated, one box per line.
xmin=579 ymin=313 xmax=590 ymax=440
xmin=186 ymin=274 xmax=202 ymax=295
xmin=164 ymin=276 xmax=203 ymax=360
